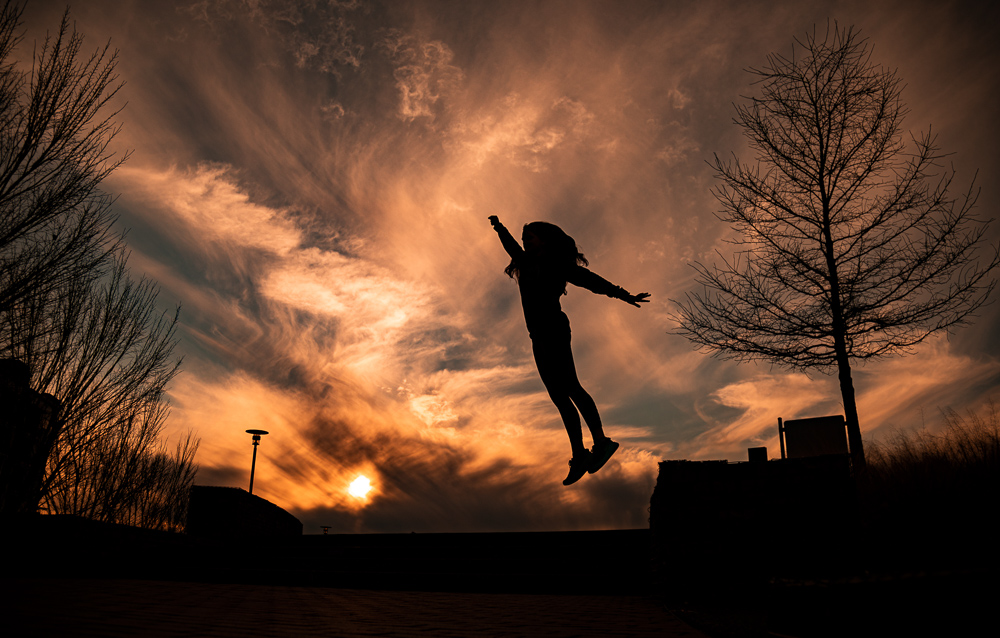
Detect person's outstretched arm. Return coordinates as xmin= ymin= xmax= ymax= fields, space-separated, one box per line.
xmin=568 ymin=266 xmax=650 ymax=307
xmin=489 ymin=215 xmax=524 ymax=261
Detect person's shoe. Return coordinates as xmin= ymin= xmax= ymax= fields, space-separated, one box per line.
xmin=588 ymin=437 xmax=620 ymax=474
xmin=562 ymin=450 xmax=593 ymax=485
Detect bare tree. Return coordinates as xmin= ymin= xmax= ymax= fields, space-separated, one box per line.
xmin=0 ymin=1 xmax=128 ymax=315
xmin=0 ymin=2 xmax=195 ymax=529
xmin=2 ymin=243 xmax=191 ymax=529
xmin=673 ymin=25 xmax=998 ymax=469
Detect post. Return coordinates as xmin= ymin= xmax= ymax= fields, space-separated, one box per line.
xmin=778 ymin=418 xmax=785 ymax=460
xmin=245 ymin=429 xmax=269 ymax=494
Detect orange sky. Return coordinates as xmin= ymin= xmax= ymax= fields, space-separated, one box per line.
xmin=20 ymin=0 xmax=1000 ymax=532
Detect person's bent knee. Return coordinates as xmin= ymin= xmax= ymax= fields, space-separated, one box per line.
xmin=566 ymin=383 xmax=589 ymax=400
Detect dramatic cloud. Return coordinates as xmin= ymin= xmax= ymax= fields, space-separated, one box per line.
xmin=21 ymin=0 xmax=999 ymax=532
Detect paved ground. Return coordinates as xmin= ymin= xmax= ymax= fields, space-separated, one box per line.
xmin=3 ymin=577 xmax=708 ymax=637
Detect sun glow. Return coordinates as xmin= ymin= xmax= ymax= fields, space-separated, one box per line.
xmin=348 ymin=475 xmax=372 ymax=498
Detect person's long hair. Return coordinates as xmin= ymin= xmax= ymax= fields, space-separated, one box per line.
xmin=505 ymin=222 xmax=588 ymax=292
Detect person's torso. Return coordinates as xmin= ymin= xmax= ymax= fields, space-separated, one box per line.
xmin=517 ymin=258 xmax=570 ymax=338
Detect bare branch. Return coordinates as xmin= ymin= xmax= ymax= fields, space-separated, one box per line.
xmin=0 ymin=3 xmax=193 ymax=530
xmin=672 ymin=23 xmax=998 ymax=469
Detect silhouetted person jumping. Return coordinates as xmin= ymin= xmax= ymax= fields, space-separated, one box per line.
xmin=489 ymin=216 xmax=650 ymax=485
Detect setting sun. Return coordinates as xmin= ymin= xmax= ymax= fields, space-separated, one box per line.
xmin=348 ymin=475 xmax=372 ymax=499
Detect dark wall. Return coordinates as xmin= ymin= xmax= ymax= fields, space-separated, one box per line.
xmin=0 ymin=359 xmax=62 ymax=515
xmin=187 ymin=485 xmax=302 ymax=538
xmin=648 ymin=456 xmax=855 ymax=582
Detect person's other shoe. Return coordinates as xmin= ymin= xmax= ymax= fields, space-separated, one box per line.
xmin=588 ymin=438 xmax=620 ymax=474
xmin=562 ymin=450 xmax=593 ymax=485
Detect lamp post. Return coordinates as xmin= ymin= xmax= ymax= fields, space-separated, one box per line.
xmin=245 ymin=429 xmax=269 ymax=494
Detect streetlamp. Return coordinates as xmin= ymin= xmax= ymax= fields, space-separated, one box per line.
xmin=245 ymin=429 xmax=269 ymax=494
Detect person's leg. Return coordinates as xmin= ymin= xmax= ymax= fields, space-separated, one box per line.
xmin=540 ymin=335 xmax=607 ymax=443
xmin=569 ymin=385 xmax=606 ymax=443
xmin=540 ymin=336 xmax=619 ymax=475
xmin=532 ymin=337 xmax=587 ymax=456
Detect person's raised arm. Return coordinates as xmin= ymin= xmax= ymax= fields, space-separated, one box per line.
xmin=568 ymin=266 xmax=650 ymax=308
xmin=488 ymin=215 xmax=524 ymax=261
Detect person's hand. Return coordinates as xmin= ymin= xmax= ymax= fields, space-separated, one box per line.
xmin=488 ymin=215 xmax=501 ymax=229
xmin=626 ymin=292 xmax=650 ymax=308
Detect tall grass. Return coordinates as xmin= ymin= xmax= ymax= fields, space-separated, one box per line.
xmin=865 ymin=401 xmax=999 ymax=491
xmin=858 ymin=401 xmax=999 ymax=567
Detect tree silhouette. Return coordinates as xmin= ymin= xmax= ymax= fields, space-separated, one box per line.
xmin=673 ymin=25 xmax=998 ymax=469
xmin=0 ymin=2 xmax=194 ymax=528
xmin=4 ymin=250 xmax=190 ymax=527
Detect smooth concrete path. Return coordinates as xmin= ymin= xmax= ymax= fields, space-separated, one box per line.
xmin=4 ymin=577 xmax=708 ymax=637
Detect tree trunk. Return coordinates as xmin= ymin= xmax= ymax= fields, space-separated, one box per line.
xmin=820 ymin=192 xmax=866 ymax=471
xmin=835 ymin=349 xmax=865 ymax=471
